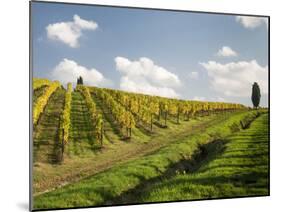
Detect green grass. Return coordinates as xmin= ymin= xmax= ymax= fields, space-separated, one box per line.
xmin=133 ymin=113 xmax=269 ymax=202
xmin=66 ymin=91 xmax=99 ymax=155
xmin=33 ymin=110 xmax=264 ymax=209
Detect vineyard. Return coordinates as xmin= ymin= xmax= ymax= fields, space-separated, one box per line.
xmin=32 ymin=78 xmax=269 ymax=210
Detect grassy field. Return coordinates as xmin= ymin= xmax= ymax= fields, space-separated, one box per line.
xmin=33 ymin=109 xmax=268 ymax=210
xmin=129 ymin=113 xmax=269 ymax=203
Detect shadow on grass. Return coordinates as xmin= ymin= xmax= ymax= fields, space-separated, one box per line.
xmin=109 ymin=121 xmax=268 ymax=205
xmin=135 ymin=123 xmax=154 ymax=136
xmin=108 ymin=139 xmax=227 ymax=204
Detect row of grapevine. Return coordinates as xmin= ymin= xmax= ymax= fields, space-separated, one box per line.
xmin=76 ymin=85 xmax=104 ymax=145
xmin=102 ymin=87 xmax=245 ymax=128
xmin=154 ymin=96 xmax=245 ymax=123
xmin=33 ymin=81 xmax=60 ymax=125
xmin=105 ymin=89 xmax=181 ymax=128
xmin=33 ymin=78 xmax=51 ymax=90
xmin=59 ymin=83 xmax=72 ymax=145
xmin=106 ymin=89 xmax=158 ymax=131
xmin=95 ymin=114 xmax=104 ymax=146
xmin=91 ymin=87 xmax=135 ymax=138
xmin=76 ymin=85 xmax=97 ymax=120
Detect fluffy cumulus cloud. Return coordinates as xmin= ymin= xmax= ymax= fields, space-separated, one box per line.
xmin=52 ymin=58 xmax=109 ymax=86
xmin=188 ymin=71 xmax=199 ymax=79
xmin=236 ymin=16 xmax=268 ymax=29
xmin=216 ymin=46 xmax=237 ymax=57
xmin=115 ymin=57 xmax=181 ymax=98
xmin=200 ymin=60 xmax=268 ymax=97
xmin=46 ymin=14 xmax=98 ymax=48
xmin=193 ymin=96 xmax=226 ymax=102
xmin=215 ymin=96 xmax=226 ymax=102
xmin=193 ymin=96 xmax=206 ymax=101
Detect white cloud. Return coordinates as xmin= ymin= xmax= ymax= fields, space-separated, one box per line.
xmin=193 ymin=96 xmax=206 ymax=101
xmin=192 ymin=96 xmax=226 ymax=102
xmin=46 ymin=14 xmax=98 ymax=48
xmin=214 ymin=96 xmax=226 ymax=102
xmin=216 ymin=46 xmax=237 ymax=57
xmin=115 ymin=57 xmax=181 ymax=98
xmin=236 ymin=16 xmax=268 ymax=29
xmin=52 ymin=58 xmax=110 ymax=86
xmin=200 ymin=60 xmax=268 ymax=97
xmin=188 ymin=71 xmax=199 ymax=79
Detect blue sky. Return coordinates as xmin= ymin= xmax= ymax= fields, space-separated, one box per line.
xmin=31 ymin=2 xmax=269 ymax=106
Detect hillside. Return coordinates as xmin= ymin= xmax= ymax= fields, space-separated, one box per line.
xmin=32 ymin=78 xmax=269 ymax=210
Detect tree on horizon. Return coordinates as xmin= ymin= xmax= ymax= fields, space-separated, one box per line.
xmin=77 ymin=76 xmax=83 ymax=85
xmin=251 ymin=82 xmax=261 ymax=109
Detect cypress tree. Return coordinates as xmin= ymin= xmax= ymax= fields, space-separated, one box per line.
xmin=251 ymin=82 xmax=261 ymax=109
xmin=79 ymin=76 xmax=83 ymax=85
xmin=77 ymin=76 xmax=84 ymax=85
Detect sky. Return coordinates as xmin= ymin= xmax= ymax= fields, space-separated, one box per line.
xmin=31 ymin=2 xmax=269 ymax=107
